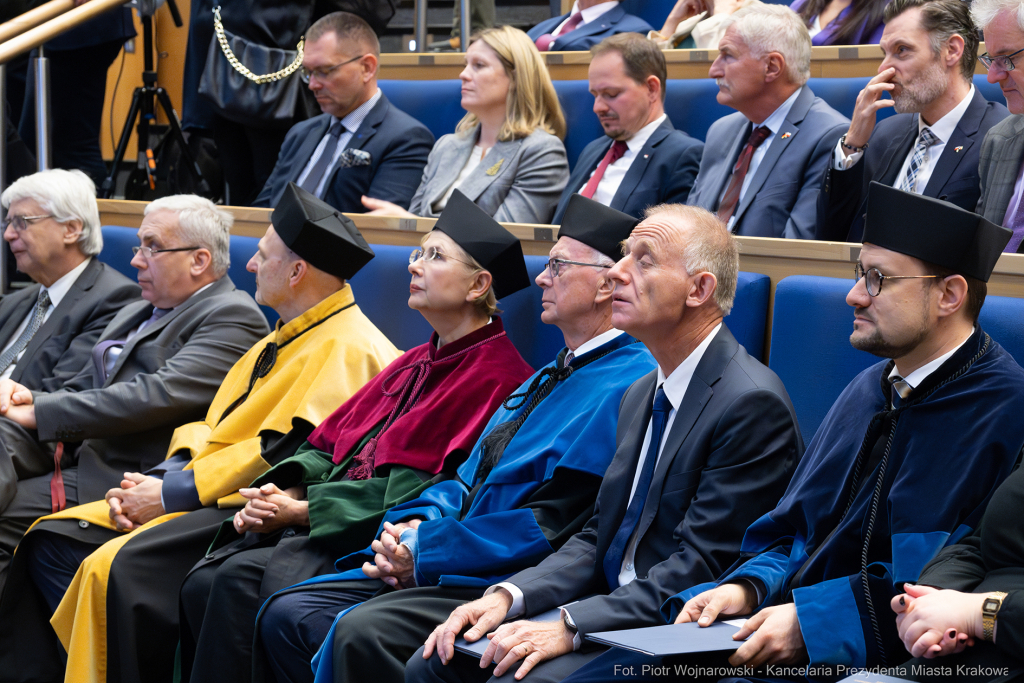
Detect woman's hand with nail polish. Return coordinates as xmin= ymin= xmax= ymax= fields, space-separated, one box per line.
xmin=894 ymin=584 xmax=984 ymax=658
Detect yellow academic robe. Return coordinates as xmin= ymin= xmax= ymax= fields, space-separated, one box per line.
xmin=39 ymin=285 xmax=401 ymax=683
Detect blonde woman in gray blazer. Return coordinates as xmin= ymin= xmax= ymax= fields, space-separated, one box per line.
xmin=362 ymin=26 xmax=569 ymax=224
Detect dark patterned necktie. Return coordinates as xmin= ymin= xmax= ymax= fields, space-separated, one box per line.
xmin=299 ymin=121 xmax=345 ymax=195
xmin=0 ymin=288 xmax=50 ymax=374
xmin=898 ymin=127 xmax=938 ymax=193
xmin=718 ymin=125 xmax=772 ymax=224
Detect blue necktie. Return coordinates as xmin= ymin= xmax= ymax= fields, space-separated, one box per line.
xmin=603 ymin=386 xmax=672 ymax=589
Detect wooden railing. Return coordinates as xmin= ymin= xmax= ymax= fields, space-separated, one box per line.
xmin=0 ymin=0 xmax=126 ymax=64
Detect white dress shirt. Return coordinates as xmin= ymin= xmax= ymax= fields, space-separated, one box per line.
xmin=721 ymin=88 xmax=802 ymax=231
xmin=577 ymin=114 xmax=667 ymax=207
xmin=296 ymin=88 xmax=383 ymax=198
xmin=492 ymin=324 xmax=723 ymax=619
xmin=570 ymin=328 xmax=623 ymax=357
xmin=832 ymin=85 xmax=976 ymax=198
xmin=0 ymin=257 xmax=92 ymax=380
xmin=554 ymin=0 xmax=619 ymax=34
xmin=433 ymin=145 xmax=486 ymax=213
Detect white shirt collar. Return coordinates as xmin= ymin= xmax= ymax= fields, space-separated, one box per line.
xmin=752 ymin=86 xmax=802 ymax=132
xmin=654 ymin=323 xmax=722 ymax=410
xmin=889 ymin=327 xmax=974 ymax=389
xmin=335 ymin=88 xmax=382 ymax=134
xmin=918 ymin=85 xmax=974 ymax=143
xmin=571 ymin=328 xmax=624 ymax=358
xmin=625 ymin=113 xmax=667 ymax=152
xmin=43 ymin=257 xmax=91 ymax=309
xmin=570 ymin=0 xmax=619 ymax=23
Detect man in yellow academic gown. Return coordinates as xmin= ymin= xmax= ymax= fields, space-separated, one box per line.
xmin=0 ymin=183 xmax=401 ymax=683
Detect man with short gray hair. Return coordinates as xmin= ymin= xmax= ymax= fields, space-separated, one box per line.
xmin=0 ymin=169 xmax=140 ymax=392
xmin=973 ymin=0 xmax=1024 ymax=250
xmin=0 ymin=193 xmax=270 ymax=594
xmin=818 ymin=0 xmax=1009 ymax=242
xmin=407 ymin=203 xmax=802 ymax=683
xmin=687 ymin=5 xmax=849 ymax=240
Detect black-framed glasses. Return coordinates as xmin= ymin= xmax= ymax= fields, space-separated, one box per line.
xmin=299 ymin=54 xmax=363 ymax=83
xmin=409 ymin=246 xmax=475 ymax=268
xmin=2 ymin=214 xmax=52 ymax=232
xmin=979 ymin=46 xmax=1024 ymax=72
xmin=546 ymin=258 xmax=612 ymax=277
xmin=132 ymin=245 xmax=201 ymax=258
xmin=854 ymin=263 xmax=938 ymax=297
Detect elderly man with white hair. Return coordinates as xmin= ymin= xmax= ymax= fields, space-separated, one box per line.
xmin=0 ymin=193 xmax=270 ymax=595
xmin=0 ymin=169 xmax=140 ymax=392
xmin=973 ymin=0 xmax=1024 ymax=251
xmin=686 ymin=4 xmax=849 ymax=240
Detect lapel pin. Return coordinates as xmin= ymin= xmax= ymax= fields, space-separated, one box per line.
xmin=486 ymin=159 xmax=505 ymax=176
xmin=780 ymin=132 xmax=792 ymax=140
xmin=644 ymin=154 xmax=649 ymax=159
xmin=954 ymin=146 xmax=964 ymax=153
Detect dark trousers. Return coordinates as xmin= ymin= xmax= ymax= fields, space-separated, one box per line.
xmin=405 ymin=641 xmax=607 ymax=683
xmin=212 ymin=115 xmax=290 ymax=206
xmin=20 ymin=40 xmax=125 ymax=186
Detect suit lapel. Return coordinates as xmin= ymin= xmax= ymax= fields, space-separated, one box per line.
xmin=455 ymin=137 xmax=525 ymax=203
xmin=553 ymin=5 xmax=625 ymax=50
xmin=422 ymin=131 xmax=478 ymax=207
xmin=323 ymin=96 xmax=389 ymax=189
xmin=733 ymin=87 xmax=812 ymax=223
xmin=611 ymin=120 xmax=673 ymax=210
xmin=878 ymin=119 xmax=918 ymax=186
xmin=922 ymin=90 xmax=986 ymax=198
xmin=705 ymin=119 xmax=747 ymax=209
xmin=296 ymin=116 xmax=332 ymax=171
xmin=0 ymin=286 xmax=39 ymax=348
xmin=18 ymin=258 xmax=102 ymax=370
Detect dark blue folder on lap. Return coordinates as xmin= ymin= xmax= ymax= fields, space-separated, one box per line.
xmin=584 ymin=622 xmax=746 ymax=657
xmin=453 ymin=608 xmax=563 ymax=657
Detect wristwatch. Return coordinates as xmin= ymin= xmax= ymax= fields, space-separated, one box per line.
xmin=562 ymin=610 xmax=578 ymax=635
xmin=982 ymin=591 xmax=1008 ymax=641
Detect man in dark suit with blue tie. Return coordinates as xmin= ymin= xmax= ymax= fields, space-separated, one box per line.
xmin=551 ymin=34 xmax=703 ymax=224
xmin=528 ymin=0 xmax=652 ymax=52
xmin=817 ymin=0 xmax=1009 ymax=243
xmin=406 ymin=203 xmax=803 ymax=683
xmin=254 ymin=12 xmax=434 ymax=213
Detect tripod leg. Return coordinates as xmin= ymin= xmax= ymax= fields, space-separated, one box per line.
xmin=155 ymin=88 xmax=210 ymax=195
xmin=101 ymin=88 xmax=144 ymax=198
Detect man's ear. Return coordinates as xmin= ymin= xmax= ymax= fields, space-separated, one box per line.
xmin=62 ymin=219 xmax=84 ymax=245
xmin=289 ymin=259 xmax=309 ymax=288
xmin=594 ymin=273 xmax=615 ymax=306
xmin=190 ymin=249 xmax=213 ymax=277
xmin=684 ymin=271 xmax=718 ymax=308
xmin=935 ymin=274 xmax=969 ymax=320
xmin=764 ymin=52 xmax=786 ymax=83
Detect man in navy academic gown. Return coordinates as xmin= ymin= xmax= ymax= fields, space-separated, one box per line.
xmin=236 ymin=196 xmax=658 ymax=683
xmin=617 ymin=183 xmax=1024 ymax=679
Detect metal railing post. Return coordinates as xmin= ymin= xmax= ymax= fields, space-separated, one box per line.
xmin=460 ymin=0 xmax=471 ymax=48
xmin=0 ymin=62 xmax=7 ymax=294
xmin=415 ymin=0 xmax=427 ymax=52
xmin=33 ymin=45 xmax=51 ymax=170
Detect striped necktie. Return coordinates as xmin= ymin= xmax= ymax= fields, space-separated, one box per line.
xmin=0 ymin=288 xmax=50 ymax=374
xmin=300 ymin=121 xmax=345 ymax=195
xmin=898 ymin=127 xmax=938 ymax=194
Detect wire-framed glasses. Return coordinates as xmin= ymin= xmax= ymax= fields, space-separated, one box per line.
xmin=409 ymin=246 xmax=475 ymax=268
xmin=979 ymin=47 xmax=1024 ymax=72
xmin=854 ymin=263 xmax=938 ymax=297
xmin=132 ymin=245 xmax=201 ymax=258
xmin=299 ymin=54 xmax=363 ymax=83
xmin=2 ymin=214 xmax=52 ymax=231
xmin=546 ymin=258 xmax=612 ymax=277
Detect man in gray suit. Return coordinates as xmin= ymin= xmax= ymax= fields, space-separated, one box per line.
xmin=973 ymin=0 xmax=1024 ymax=251
xmin=686 ymin=5 xmax=849 ymax=240
xmin=0 ymin=194 xmax=269 ymax=593
xmin=0 ymin=169 xmax=140 ymax=392
xmin=407 ymin=204 xmax=802 ymax=683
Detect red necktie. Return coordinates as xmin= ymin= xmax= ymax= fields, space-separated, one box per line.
xmin=718 ymin=125 xmax=772 ymax=224
xmin=580 ymin=140 xmax=628 ymax=199
xmin=535 ymin=12 xmax=584 ymax=51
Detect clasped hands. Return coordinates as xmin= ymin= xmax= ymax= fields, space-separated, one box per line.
xmin=106 ymin=472 xmax=165 ymax=531
xmin=361 ymin=519 xmax=422 ymax=589
xmin=675 ymin=583 xmax=807 ymax=669
xmin=891 ymin=583 xmax=984 ymax=658
xmin=0 ymin=378 xmax=37 ymax=429
xmin=233 ymin=484 xmax=309 ymax=535
xmin=423 ymin=589 xmax=575 ymax=680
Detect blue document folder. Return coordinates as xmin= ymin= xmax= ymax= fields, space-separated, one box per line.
xmin=585 ymin=622 xmax=746 ymax=656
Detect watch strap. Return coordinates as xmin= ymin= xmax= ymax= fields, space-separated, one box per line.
xmin=982 ymin=591 xmax=1008 ymax=641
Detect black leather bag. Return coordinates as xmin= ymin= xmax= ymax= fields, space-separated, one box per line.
xmin=316 ymin=0 xmax=398 ymax=34
xmin=198 ymin=6 xmax=304 ymax=126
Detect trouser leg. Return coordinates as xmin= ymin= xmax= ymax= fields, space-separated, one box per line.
xmin=0 ymin=417 xmax=57 ymax=515
xmin=450 ymin=0 xmax=496 ymax=37
xmin=260 ymin=579 xmax=382 ymax=683
xmin=183 ymin=545 xmax=275 ymax=683
xmin=0 ymin=467 xmax=79 ymax=598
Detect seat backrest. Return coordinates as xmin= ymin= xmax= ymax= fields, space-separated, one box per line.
xmin=727 ymin=272 xmax=771 ymax=361
xmin=99 ymin=225 xmax=138 ymax=281
xmin=974 ymin=74 xmax=1005 ymax=106
xmin=379 ymin=79 xmax=465 ymax=143
xmin=768 ymin=275 xmax=878 ymax=443
xmin=979 ymin=294 xmax=1024 ymax=369
xmin=664 ymin=79 xmax=735 ymax=142
xmin=553 ymin=80 xmax=606 ymax=169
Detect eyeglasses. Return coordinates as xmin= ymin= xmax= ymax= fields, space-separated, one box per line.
xmin=2 ymin=214 xmax=52 ymax=232
xmin=546 ymin=257 xmax=613 ymax=278
xmin=409 ymin=246 xmax=475 ymax=268
xmin=299 ymin=54 xmax=363 ymax=83
xmin=132 ymin=245 xmax=201 ymax=258
xmin=979 ymin=47 xmax=1024 ymax=72
xmin=854 ymin=263 xmax=938 ymax=297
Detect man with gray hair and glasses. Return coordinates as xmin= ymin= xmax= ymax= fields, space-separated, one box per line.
xmin=686 ymin=4 xmax=848 ymax=240
xmin=0 ymin=193 xmax=269 ymax=594
xmin=0 ymin=169 xmax=140 ymax=393
xmin=973 ymin=0 xmax=1024 ymax=251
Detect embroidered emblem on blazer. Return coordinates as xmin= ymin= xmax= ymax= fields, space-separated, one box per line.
xmin=486 ymin=159 xmax=505 ymax=176
xmin=780 ymin=132 xmax=792 ymax=140
xmin=954 ymin=146 xmax=964 ymax=153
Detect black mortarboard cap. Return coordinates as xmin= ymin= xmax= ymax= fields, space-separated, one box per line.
xmin=863 ymin=182 xmax=1010 ymax=282
xmin=557 ymin=194 xmax=638 ymax=261
xmin=272 ymin=183 xmax=375 ymax=280
xmin=432 ymin=190 xmax=530 ymax=298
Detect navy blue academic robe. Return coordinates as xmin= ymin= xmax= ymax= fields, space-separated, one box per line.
xmin=664 ymin=327 xmax=1024 ymax=669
